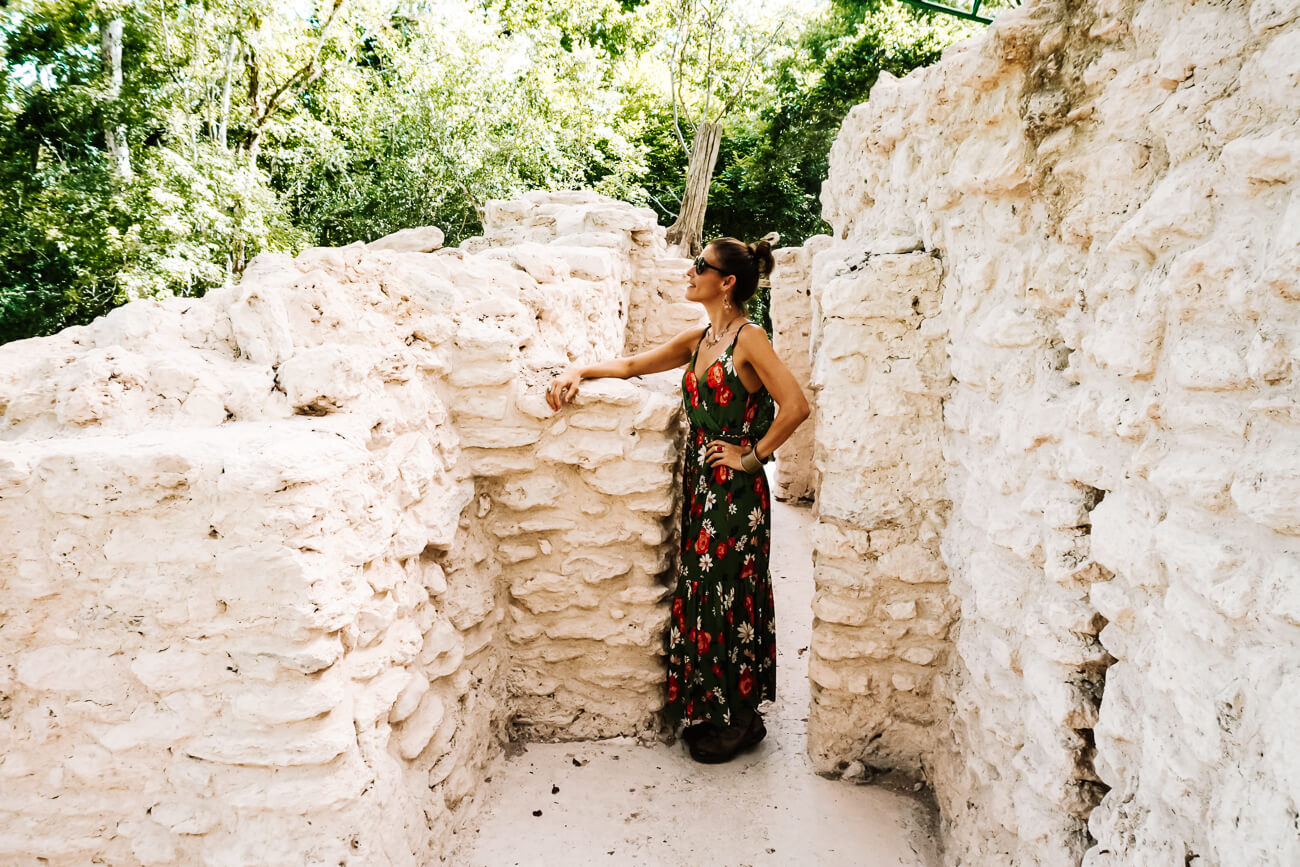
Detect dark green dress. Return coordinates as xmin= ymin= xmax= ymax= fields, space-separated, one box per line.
xmin=665 ymin=321 xmax=778 ymax=729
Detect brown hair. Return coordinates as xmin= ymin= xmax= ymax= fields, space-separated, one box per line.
xmin=708 ymin=233 xmax=777 ymax=306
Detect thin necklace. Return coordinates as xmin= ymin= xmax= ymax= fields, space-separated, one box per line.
xmin=703 ymin=314 xmax=743 ymax=350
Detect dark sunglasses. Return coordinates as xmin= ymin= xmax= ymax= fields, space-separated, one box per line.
xmin=693 ymin=255 xmax=730 ymax=277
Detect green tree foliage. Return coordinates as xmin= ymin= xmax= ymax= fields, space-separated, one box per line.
xmin=0 ymin=1 xmax=308 ymax=343
xmin=272 ymin=1 xmax=655 ymax=247
xmin=0 ymin=0 xmax=987 ymax=344
xmin=704 ymin=1 xmax=974 ymax=248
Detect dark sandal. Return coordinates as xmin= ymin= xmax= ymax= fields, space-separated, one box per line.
xmin=683 ymin=722 xmax=719 ymax=747
xmin=688 ymin=712 xmax=766 ymax=764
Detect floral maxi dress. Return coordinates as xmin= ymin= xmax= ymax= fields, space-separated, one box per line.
xmin=665 ymin=322 xmax=778 ymax=729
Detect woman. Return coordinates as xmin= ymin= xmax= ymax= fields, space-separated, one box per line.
xmin=545 ymin=237 xmax=810 ymax=763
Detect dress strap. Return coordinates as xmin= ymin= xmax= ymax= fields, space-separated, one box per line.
xmin=728 ymin=320 xmax=758 ymax=351
xmin=690 ymin=325 xmax=711 ymax=365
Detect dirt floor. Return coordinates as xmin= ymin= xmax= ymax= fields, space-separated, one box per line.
xmin=456 ymin=497 xmax=942 ymax=867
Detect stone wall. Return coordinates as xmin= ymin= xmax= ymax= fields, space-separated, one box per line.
xmin=798 ymin=0 xmax=1300 ymax=864
xmin=0 ymin=194 xmax=686 ymax=865
xmin=769 ymin=241 xmax=826 ymax=502
xmin=466 ymin=190 xmax=703 ymax=355
xmin=803 ymin=249 xmax=958 ymax=778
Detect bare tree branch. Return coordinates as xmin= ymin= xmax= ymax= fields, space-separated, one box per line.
xmin=255 ymin=0 xmax=345 ymax=128
xmin=668 ymin=0 xmax=695 ymax=157
xmin=720 ymin=21 xmax=784 ymax=116
xmin=701 ymin=4 xmax=717 ymax=122
xmin=243 ymin=0 xmax=346 ymax=159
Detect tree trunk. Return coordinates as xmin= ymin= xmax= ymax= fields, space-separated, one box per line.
xmin=100 ymin=15 xmax=132 ymax=182
xmin=666 ymin=121 xmax=722 ymax=256
xmin=216 ymin=34 xmax=238 ymax=151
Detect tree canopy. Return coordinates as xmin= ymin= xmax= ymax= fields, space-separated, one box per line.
xmin=0 ymin=0 xmax=986 ymax=344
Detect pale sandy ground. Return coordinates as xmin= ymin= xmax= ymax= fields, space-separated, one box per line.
xmin=455 ymin=494 xmax=942 ymax=867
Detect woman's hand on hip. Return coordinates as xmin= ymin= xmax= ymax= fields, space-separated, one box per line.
xmin=705 ymin=440 xmax=746 ymax=471
xmin=546 ymin=366 xmax=583 ymax=411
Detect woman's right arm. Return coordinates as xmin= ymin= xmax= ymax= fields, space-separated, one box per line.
xmin=546 ymin=326 xmax=705 ymax=411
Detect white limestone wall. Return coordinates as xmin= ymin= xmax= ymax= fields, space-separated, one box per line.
xmin=770 ymin=240 xmax=828 ymax=502
xmin=467 ymin=189 xmax=703 ymax=354
xmin=0 ymin=195 xmax=685 ymax=865
xmin=803 ymin=250 xmax=958 ymax=778
xmin=801 ymin=0 xmax=1300 ymax=864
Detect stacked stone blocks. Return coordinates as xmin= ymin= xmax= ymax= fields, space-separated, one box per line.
xmin=803 ymin=251 xmax=958 ymax=777
xmin=802 ymin=0 xmax=1300 ymax=864
xmin=0 ymin=193 xmax=686 ymax=865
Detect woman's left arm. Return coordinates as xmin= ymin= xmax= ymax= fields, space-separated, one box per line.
xmin=738 ymin=325 xmax=811 ymax=461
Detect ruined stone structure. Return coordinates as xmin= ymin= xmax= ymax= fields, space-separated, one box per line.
xmin=0 ymin=192 xmax=700 ymax=865
xmin=2 ymin=0 xmax=1297 ymax=864
xmin=779 ymin=0 xmax=1300 ymax=864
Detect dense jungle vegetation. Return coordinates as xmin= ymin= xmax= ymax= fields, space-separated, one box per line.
xmin=0 ymin=0 xmax=993 ymax=343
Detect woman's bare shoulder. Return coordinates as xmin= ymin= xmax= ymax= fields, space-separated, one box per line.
xmin=735 ymin=321 xmax=772 ymax=353
xmin=671 ymin=324 xmax=709 ymax=349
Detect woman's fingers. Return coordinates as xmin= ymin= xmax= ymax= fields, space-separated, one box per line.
xmin=546 ymin=377 xmax=579 ymax=411
xmin=705 ymin=441 xmax=738 ymax=468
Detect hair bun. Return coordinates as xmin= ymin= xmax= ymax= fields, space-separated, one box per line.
xmin=749 ymin=233 xmax=777 ymax=278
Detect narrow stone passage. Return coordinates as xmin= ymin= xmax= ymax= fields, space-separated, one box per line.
xmin=457 ymin=498 xmax=941 ymax=866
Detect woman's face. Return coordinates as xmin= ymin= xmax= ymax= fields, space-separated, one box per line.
xmin=685 ymin=245 xmax=733 ymax=305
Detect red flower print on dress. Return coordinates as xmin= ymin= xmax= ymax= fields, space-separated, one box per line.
xmin=740 ymin=555 xmax=755 ymax=580
xmin=691 ymin=502 xmax=704 ymax=519
xmin=715 ymin=541 xmax=727 ymax=560
xmin=672 ymin=597 xmax=684 ymax=626
xmin=697 ymin=631 xmax=711 ymax=654
xmin=716 ymin=385 xmax=733 ymax=406
xmin=707 ymin=364 xmax=725 ymax=388
xmin=745 ymin=594 xmax=754 ymax=617
xmin=739 ymin=670 xmax=755 ymax=697
xmin=694 ymin=529 xmax=710 ymax=555
xmin=712 ymin=663 xmax=724 ymax=679
xmin=713 ymin=465 xmax=731 ymax=484
xmin=744 ymin=401 xmax=757 ymax=424
xmin=667 ymin=674 xmax=679 ymax=702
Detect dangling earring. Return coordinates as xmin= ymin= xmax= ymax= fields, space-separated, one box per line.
xmin=723 ymin=294 xmax=732 ymax=314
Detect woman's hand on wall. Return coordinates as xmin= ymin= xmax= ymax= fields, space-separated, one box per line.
xmin=546 ymin=367 xmax=584 ymax=411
